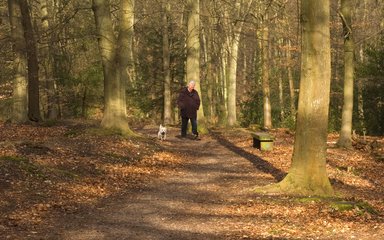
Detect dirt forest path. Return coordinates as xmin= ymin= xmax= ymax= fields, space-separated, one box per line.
xmin=37 ymin=125 xmax=383 ymax=240
xmin=53 ymin=126 xmax=275 ymax=240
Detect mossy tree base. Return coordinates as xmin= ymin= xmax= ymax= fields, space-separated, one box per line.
xmin=254 ymin=173 xmax=334 ymax=197
xmin=337 ymin=137 xmax=353 ymax=149
xmin=101 ymin=115 xmax=136 ymax=136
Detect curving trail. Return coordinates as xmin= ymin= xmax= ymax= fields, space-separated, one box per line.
xmin=47 ymin=126 xmax=383 ymax=240
xmin=54 ymin=126 xmax=272 ymax=240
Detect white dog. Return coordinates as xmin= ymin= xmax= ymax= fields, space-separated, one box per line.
xmin=157 ymin=124 xmax=167 ymax=141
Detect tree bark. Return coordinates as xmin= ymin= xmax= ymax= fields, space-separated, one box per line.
xmin=287 ymin=39 xmax=296 ymax=120
xmin=278 ymin=65 xmax=285 ymax=122
xmin=40 ymin=0 xmax=58 ymax=120
xmin=162 ymin=2 xmax=173 ymax=125
xmin=8 ymin=0 xmax=28 ymax=123
xmin=201 ymin=23 xmax=214 ymax=122
xmin=220 ymin=47 xmax=228 ymax=123
xmin=186 ymin=0 xmax=207 ymax=132
xmin=337 ymin=0 xmax=354 ymax=148
xmin=261 ymin=25 xmax=272 ymax=129
xmin=227 ymin=0 xmax=253 ymax=127
xmin=118 ymin=0 xmax=135 ymax=90
xmin=261 ymin=0 xmax=334 ymax=196
xmin=19 ymin=0 xmax=41 ymax=122
xmin=357 ymin=0 xmax=367 ymax=134
xmin=92 ymin=0 xmax=132 ymax=133
xmin=227 ymin=24 xmax=242 ymax=126
xmin=117 ymin=0 xmax=134 ymax=117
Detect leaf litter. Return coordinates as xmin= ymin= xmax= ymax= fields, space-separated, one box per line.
xmin=0 ymin=121 xmax=383 ymax=239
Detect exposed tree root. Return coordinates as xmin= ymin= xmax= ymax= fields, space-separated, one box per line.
xmin=252 ymin=174 xmax=334 ymax=197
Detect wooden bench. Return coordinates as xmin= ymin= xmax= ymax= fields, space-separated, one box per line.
xmin=251 ymin=132 xmax=274 ymax=151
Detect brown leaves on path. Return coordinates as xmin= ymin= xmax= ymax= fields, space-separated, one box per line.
xmin=0 ymin=121 xmax=383 ymax=239
xmin=0 ymin=120 xmax=183 ymax=238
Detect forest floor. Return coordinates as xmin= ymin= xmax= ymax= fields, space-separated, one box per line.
xmin=0 ymin=120 xmax=383 ymax=240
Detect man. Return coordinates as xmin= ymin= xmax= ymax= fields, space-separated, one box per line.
xmin=177 ymin=81 xmax=200 ymax=140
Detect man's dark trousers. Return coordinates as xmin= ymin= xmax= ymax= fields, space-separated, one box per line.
xmin=181 ymin=117 xmax=198 ymax=137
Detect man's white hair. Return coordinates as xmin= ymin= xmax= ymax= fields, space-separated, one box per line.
xmin=188 ymin=80 xmax=196 ymax=86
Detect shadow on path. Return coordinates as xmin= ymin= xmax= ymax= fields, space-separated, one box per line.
xmin=51 ymin=126 xmax=290 ymax=240
xmin=210 ymin=130 xmax=287 ymax=182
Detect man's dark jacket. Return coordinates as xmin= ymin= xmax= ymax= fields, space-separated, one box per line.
xmin=177 ymin=87 xmax=200 ymax=119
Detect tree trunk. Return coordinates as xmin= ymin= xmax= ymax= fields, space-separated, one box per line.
xmin=337 ymin=0 xmax=354 ymax=148
xmin=186 ymin=0 xmax=207 ymax=132
xmin=8 ymin=0 xmax=28 ymax=123
xmin=117 ymin=0 xmax=134 ymax=117
xmin=119 ymin=0 xmax=135 ymax=89
xmin=261 ymin=0 xmax=334 ymax=196
xmin=287 ymin=39 xmax=296 ymax=120
xmin=261 ymin=25 xmax=272 ymax=129
xmin=278 ymin=66 xmax=285 ymax=122
xmin=40 ymin=0 xmax=58 ymax=120
xmin=220 ymin=48 xmax=228 ymax=123
xmin=357 ymin=0 xmax=367 ymax=133
xmin=19 ymin=0 xmax=41 ymax=122
xmin=92 ymin=0 xmax=132 ymax=133
xmin=227 ymin=24 xmax=242 ymax=126
xmin=226 ymin=0 xmax=253 ymax=127
xmin=162 ymin=2 xmax=173 ymax=125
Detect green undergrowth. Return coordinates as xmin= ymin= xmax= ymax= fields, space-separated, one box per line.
xmin=329 ymin=201 xmax=378 ymax=215
xmin=296 ymin=196 xmax=378 ymax=215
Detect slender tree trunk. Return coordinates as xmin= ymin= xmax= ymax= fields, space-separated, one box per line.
xmin=117 ymin=0 xmax=135 ymax=116
xmin=40 ymin=0 xmax=58 ymax=120
xmin=227 ymin=24 xmax=242 ymax=126
xmin=261 ymin=0 xmax=334 ymax=196
xmin=8 ymin=0 xmax=28 ymax=123
xmin=261 ymin=25 xmax=272 ymax=129
xmin=337 ymin=0 xmax=354 ymax=148
xmin=120 ymin=0 xmax=135 ymax=89
xmin=357 ymin=0 xmax=367 ymax=133
xmin=81 ymin=86 xmax=87 ymax=117
xmin=186 ymin=0 xmax=207 ymax=132
xmin=278 ymin=67 xmax=285 ymax=122
xmin=287 ymin=39 xmax=296 ymax=120
xmin=19 ymin=0 xmax=41 ymax=122
xmin=221 ymin=48 xmax=228 ymax=123
xmin=201 ymin=15 xmax=214 ymax=122
xmin=226 ymin=0 xmax=253 ymax=126
xmin=162 ymin=2 xmax=173 ymax=125
xmin=276 ymin=38 xmax=285 ymax=122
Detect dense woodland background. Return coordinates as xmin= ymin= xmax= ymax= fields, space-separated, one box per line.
xmin=0 ymin=0 xmax=383 ymax=135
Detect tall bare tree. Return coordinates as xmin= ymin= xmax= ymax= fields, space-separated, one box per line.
xmin=227 ymin=0 xmax=254 ymax=126
xmin=260 ymin=0 xmax=334 ymax=196
xmin=92 ymin=0 xmax=133 ymax=133
xmin=118 ymin=0 xmax=135 ymax=89
xmin=40 ymin=0 xmax=58 ymax=120
xmin=287 ymin=38 xmax=296 ymax=120
xmin=261 ymin=23 xmax=272 ymax=129
xmin=162 ymin=1 xmax=173 ymax=125
xmin=19 ymin=0 xmax=41 ymax=121
xmin=186 ymin=0 xmax=207 ymax=132
xmin=8 ymin=0 xmax=28 ymax=123
xmin=337 ymin=0 xmax=354 ymax=148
